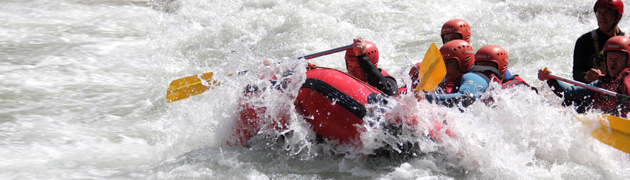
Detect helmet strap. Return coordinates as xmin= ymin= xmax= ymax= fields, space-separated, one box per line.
xmin=608 ymin=13 xmax=621 ymax=35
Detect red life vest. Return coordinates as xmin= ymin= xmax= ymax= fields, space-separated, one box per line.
xmin=488 ymin=74 xmax=503 ymax=85
xmin=592 ymin=68 xmax=630 ymax=118
xmin=502 ymin=75 xmax=531 ymax=89
xmin=501 ymin=75 xmax=539 ymax=94
xmin=440 ymin=74 xmax=465 ymax=94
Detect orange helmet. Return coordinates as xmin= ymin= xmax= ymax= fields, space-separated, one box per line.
xmin=603 ymin=35 xmax=630 ymax=67
xmin=441 ymin=19 xmax=471 ymax=43
xmin=345 ymin=41 xmax=379 ymax=80
xmin=594 ymin=0 xmax=624 ymax=14
xmin=475 ymin=45 xmax=509 ymax=77
xmin=440 ymin=40 xmax=475 ymax=72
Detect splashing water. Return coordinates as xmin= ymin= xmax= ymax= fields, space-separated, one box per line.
xmin=2 ymin=0 xmax=629 ymax=179
xmin=146 ymin=0 xmax=630 ymax=179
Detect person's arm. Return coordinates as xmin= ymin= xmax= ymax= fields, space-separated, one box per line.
xmin=621 ymin=75 xmax=630 ymax=117
xmin=573 ymin=34 xmax=592 ymax=83
xmin=356 ymin=54 xmax=398 ymax=96
xmin=425 ymin=73 xmax=489 ymax=107
xmin=546 ymin=79 xmax=596 ymax=101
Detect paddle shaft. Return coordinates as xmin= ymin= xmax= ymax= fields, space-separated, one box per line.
xmin=549 ymin=75 xmax=630 ymax=101
xmin=234 ymin=45 xmax=352 ymax=76
xmin=167 ymin=45 xmax=352 ymax=103
xmin=300 ymin=45 xmax=352 ymax=60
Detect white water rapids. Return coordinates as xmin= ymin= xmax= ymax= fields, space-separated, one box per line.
xmin=1 ymin=0 xmax=629 ymax=179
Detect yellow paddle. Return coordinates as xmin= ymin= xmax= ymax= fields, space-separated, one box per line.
xmin=415 ymin=43 xmax=447 ymax=92
xmin=577 ymin=114 xmax=630 ymax=154
xmin=541 ymin=69 xmax=630 ymax=154
xmin=166 ymin=71 xmax=242 ymax=103
xmin=166 ymin=45 xmax=352 ymax=103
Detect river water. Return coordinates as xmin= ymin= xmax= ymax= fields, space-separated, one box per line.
xmin=2 ymin=0 xmax=629 ymax=179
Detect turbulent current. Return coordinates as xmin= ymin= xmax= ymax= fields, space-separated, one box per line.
xmin=1 ymin=0 xmax=629 ymax=179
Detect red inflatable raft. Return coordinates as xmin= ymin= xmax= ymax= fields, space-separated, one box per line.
xmin=229 ymin=68 xmax=453 ymax=148
xmin=296 ymin=68 xmax=384 ymax=146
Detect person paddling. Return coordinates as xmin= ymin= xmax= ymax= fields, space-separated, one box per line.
xmin=309 ymin=38 xmax=398 ymax=96
xmin=474 ymin=45 xmax=536 ymax=92
xmin=539 ymin=36 xmax=630 ymax=118
xmin=346 ymin=38 xmax=398 ymax=96
xmin=415 ymin=40 xmax=489 ymax=107
xmin=573 ymin=0 xmax=626 ymax=83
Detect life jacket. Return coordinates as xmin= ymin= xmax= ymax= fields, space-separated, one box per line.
xmin=592 ymin=68 xmax=630 ymax=118
xmin=439 ymin=74 xmax=464 ymax=94
xmin=469 ymin=66 xmax=502 ymax=84
xmin=462 ymin=66 xmax=501 ymax=105
xmin=502 ymin=75 xmax=527 ymax=88
xmin=502 ymin=75 xmax=539 ymax=93
xmin=438 ymin=66 xmax=501 ymax=94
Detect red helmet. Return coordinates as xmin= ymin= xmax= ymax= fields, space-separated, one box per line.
xmin=440 ymin=40 xmax=475 ymax=72
xmin=475 ymin=45 xmax=509 ymax=77
xmin=345 ymin=40 xmax=379 ymax=66
xmin=594 ymin=0 xmax=624 ymax=14
xmin=603 ymin=35 xmax=630 ymax=67
xmin=345 ymin=40 xmax=379 ymax=80
xmin=441 ymin=19 xmax=471 ymax=43
xmin=408 ymin=62 xmax=422 ymax=88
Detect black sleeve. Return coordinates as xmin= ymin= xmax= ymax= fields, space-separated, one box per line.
xmin=546 ymin=79 xmax=566 ymax=98
xmin=573 ymin=32 xmax=593 ymax=83
xmin=546 ymin=79 xmax=596 ymax=107
xmin=356 ymin=54 xmax=399 ymax=96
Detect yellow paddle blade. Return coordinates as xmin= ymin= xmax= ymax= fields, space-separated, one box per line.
xmin=590 ymin=127 xmax=630 ymax=154
xmin=415 ymin=43 xmax=447 ymax=92
xmin=601 ymin=114 xmax=630 ymax=136
xmin=577 ymin=114 xmax=630 ymax=154
xmin=166 ymin=72 xmax=221 ymax=103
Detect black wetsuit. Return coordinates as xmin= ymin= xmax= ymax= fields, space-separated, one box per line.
xmin=573 ymin=29 xmax=625 ymax=83
xmin=356 ymin=54 xmax=398 ymax=96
